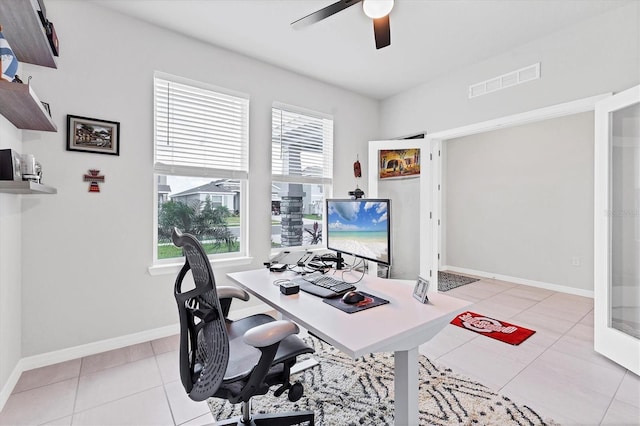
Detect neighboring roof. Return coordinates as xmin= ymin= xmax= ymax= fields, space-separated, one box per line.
xmin=158 ymin=184 xmax=171 ymax=193
xmin=171 ymin=181 xmax=236 ymax=198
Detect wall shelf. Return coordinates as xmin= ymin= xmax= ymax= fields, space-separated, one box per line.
xmin=0 ymin=181 xmax=57 ymax=194
xmin=0 ymin=81 xmax=56 ymax=131
xmin=0 ymin=0 xmax=57 ymax=68
xmin=0 ymin=1 xmax=58 ymax=131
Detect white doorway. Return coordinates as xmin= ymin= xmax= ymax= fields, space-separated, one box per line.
xmin=422 ymin=93 xmax=610 ymax=293
xmin=594 ymin=85 xmax=640 ymax=375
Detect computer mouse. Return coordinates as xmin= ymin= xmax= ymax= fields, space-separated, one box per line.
xmin=342 ymin=291 xmax=365 ymax=305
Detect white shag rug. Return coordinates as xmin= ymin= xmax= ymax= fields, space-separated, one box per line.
xmin=209 ymin=336 xmax=559 ymax=425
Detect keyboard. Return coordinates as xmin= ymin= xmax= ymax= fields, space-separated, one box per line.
xmin=292 ymin=272 xmax=356 ymax=298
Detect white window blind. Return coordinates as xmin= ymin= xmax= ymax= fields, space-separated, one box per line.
xmin=154 ymin=75 xmax=249 ymax=179
xmin=272 ymin=106 xmax=333 ymax=184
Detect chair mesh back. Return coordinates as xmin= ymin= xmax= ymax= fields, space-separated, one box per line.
xmin=173 ymin=229 xmax=230 ymax=402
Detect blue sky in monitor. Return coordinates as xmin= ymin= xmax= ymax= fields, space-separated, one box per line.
xmin=328 ymin=201 xmax=388 ymax=232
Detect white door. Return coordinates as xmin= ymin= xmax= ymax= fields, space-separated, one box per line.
xmin=368 ymin=139 xmax=434 ymax=282
xmin=594 ymin=85 xmax=640 ymax=375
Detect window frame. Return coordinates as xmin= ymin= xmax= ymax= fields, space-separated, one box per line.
xmin=152 ymin=72 xmax=249 ymax=265
xmin=271 ymin=102 xmax=333 ymax=252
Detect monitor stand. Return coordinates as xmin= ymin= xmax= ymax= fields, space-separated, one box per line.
xmin=335 ymin=252 xmax=345 ymax=270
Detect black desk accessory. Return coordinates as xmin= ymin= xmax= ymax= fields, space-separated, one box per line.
xmin=280 ymin=281 xmax=299 ymax=295
xmin=269 ymin=263 xmax=287 ymax=272
xmin=323 ymin=292 xmax=389 ymax=313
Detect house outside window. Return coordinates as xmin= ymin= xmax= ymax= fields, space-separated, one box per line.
xmin=154 ymin=72 xmax=248 ymax=261
xmin=271 ymin=104 xmax=333 ymax=249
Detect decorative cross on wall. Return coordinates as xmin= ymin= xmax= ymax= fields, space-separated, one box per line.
xmin=83 ymin=169 xmax=105 ymax=192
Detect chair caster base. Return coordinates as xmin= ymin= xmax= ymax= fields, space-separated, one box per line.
xmin=214 ymin=410 xmax=314 ymax=426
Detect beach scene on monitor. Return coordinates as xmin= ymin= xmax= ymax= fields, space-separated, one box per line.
xmin=327 ymin=200 xmax=389 ymax=264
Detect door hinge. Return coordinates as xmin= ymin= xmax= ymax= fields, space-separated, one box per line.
xmin=430 ymin=211 xmax=432 ymax=219
xmin=438 ymin=219 xmax=441 ymax=226
xmin=429 ymin=270 xmax=432 ymax=277
xmin=430 ymin=153 xmax=433 ymax=160
xmin=438 ymin=253 xmax=440 ymax=260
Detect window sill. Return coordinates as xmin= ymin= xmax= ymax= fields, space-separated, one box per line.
xmin=148 ymin=256 xmax=254 ymax=276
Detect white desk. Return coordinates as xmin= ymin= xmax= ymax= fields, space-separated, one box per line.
xmin=227 ymin=269 xmax=470 ymax=425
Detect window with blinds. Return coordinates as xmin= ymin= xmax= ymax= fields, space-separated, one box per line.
xmin=153 ymin=73 xmax=248 ymax=261
xmin=155 ymin=75 xmax=249 ymax=178
xmin=271 ymin=104 xmax=333 ymax=249
xmin=272 ymin=106 xmax=333 ymax=184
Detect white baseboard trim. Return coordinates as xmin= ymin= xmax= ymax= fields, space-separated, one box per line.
xmin=441 ymin=265 xmax=594 ymax=298
xmin=0 ymin=359 xmax=25 ymax=414
xmin=19 ymin=324 xmax=181 ymax=373
xmin=0 ymin=303 xmax=273 ymax=412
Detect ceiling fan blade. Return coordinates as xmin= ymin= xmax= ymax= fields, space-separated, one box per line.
xmin=291 ymin=0 xmax=363 ymax=28
xmin=373 ymin=15 xmax=391 ymax=49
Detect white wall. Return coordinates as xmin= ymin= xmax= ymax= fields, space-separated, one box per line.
xmin=380 ymin=3 xmax=639 ymax=138
xmin=379 ymin=2 xmax=639 ymax=285
xmin=17 ymin=0 xmax=380 ymax=359
xmin=0 ymin=117 xmax=23 ymax=399
xmin=445 ymin=112 xmax=595 ymax=291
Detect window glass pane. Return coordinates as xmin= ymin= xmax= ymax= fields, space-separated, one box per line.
xmin=155 ymin=77 xmax=249 ymax=174
xmin=157 ymin=175 xmax=241 ymax=259
xmin=271 ymin=181 xmax=324 ymax=248
xmin=271 ymin=104 xmax=332 ymax=250
xmin=153 ymin=73 xmax=248 ymax=261
xmin=272 ymin=107 xmax=333 ymax=180
xmin=610 ymin=103 xmax=640 ymax=338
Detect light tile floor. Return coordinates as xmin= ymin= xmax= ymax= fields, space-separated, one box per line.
xmin=421 ymin=276 xmax=640 ymax=426
xmin=1 ymin=276 xmax=638 ymax=425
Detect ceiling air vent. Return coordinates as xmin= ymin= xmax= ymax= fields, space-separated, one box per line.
xmin=469 ymin=63 xmax=540 ymax=99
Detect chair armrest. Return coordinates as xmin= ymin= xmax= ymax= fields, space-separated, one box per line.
xmin=218 ymin=286 xmax=249 ymax=301
xmin=218 ymin=286 xmax=249 ymax=318
xmin=243 ymin=320 xmax=299 ymax=348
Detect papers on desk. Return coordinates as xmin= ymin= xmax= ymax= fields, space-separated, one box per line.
xmin=323 ymin=292 xmax=389 ymax=313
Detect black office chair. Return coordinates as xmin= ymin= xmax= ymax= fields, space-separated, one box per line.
xmin=171 ymin=228 xmax=315 ymax=425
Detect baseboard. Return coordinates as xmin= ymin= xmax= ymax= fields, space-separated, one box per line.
xmin=441 ymin=265 xmax=594 ymax=298
xmin=0 ymin=359 xmax=25 ymax=414
xmin=1 ymin=303 xmax=272 ymax=412
xmin=20 ymin=304 xmax=272 ymax=372
xmin=19 ymin=324 xmax=181 ymax=373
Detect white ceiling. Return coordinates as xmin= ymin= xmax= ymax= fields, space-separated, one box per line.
xmin=92 ymin=0 xmax=630 ymax=100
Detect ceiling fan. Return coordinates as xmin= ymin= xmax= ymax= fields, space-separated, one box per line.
xmin=291 ymin=0 xmax=394 ymax=49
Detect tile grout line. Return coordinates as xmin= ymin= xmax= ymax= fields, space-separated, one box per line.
xmin=69 ymin=372 xmax=80 ymax=424
xmin=156 ymin=353 xmax=179 ymax=426
xmin=497 ymin=295 xmax=614 ymax=425
xmin=493 ymin=291 xmax=575 ymax=421
xmin=597 ymin=371 xmax=628 ymax=426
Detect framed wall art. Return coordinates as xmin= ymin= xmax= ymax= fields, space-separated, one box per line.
xmin=67 ymin=115 xmax=120 ymax=156
xmin=379 ymin=148 xmax=420 ymax=180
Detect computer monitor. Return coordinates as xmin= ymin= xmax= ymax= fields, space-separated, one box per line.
xmin=325 ymin=198 xmax=391 ymax=268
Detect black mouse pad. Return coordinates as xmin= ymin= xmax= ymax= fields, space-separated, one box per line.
xmin=323 ymin=292 xmax=389 ymax=314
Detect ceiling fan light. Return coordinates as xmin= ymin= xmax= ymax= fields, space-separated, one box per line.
xmin=362 ymin=0 xmax=394 ymax=19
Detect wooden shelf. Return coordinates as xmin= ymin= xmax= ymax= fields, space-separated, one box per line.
xmin=0 ymin=81 xmax=56 ymax=131
xmin=0 ymin=181 xmax=56 ymax=194
xmin=0 ymin=0 xmax=57 ymax=68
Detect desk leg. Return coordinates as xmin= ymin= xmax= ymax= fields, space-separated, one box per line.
xmin=394 ymin=347 xmax=419 ymax=426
